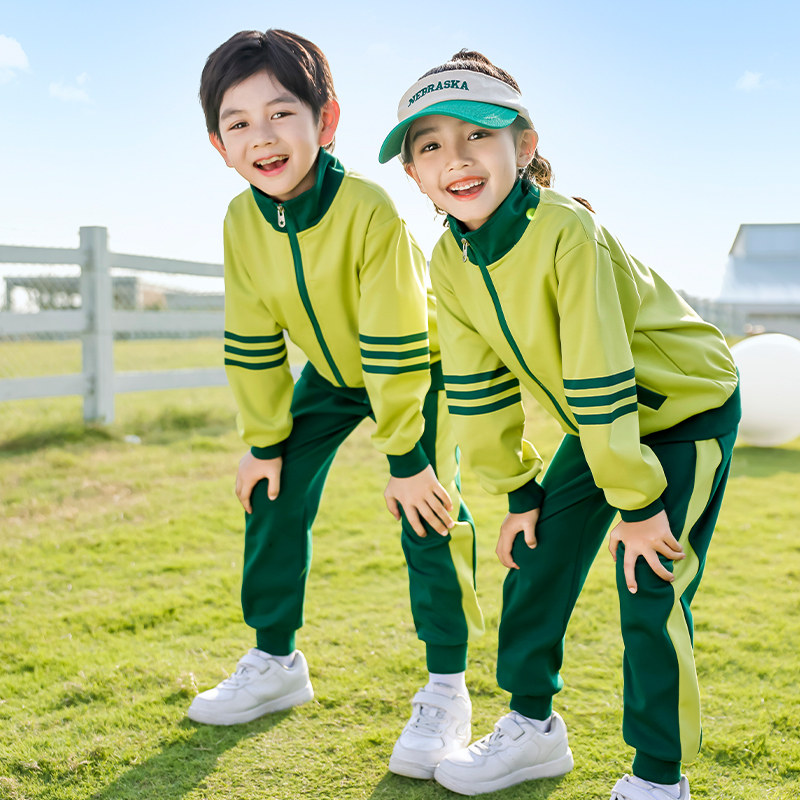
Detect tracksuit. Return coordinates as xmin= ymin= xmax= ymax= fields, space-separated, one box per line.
xmin=429 ymin=178 xmax=740 ymax=784
xmin=222 ymin=149 xmax=483 ymax=674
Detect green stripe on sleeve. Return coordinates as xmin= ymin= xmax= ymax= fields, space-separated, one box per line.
xmin=566 ymin=384 xmax=637 ymax=408
xmin=563 ymin=367 xmax=636 ymax=390
xmin=225 ymin=354 xmax=287 ymax=370
xmin=225 ymin=331 xmax=285 ymax=344
xmin=573 ymin=400 xmax=638 ymax=425
xmin=362 ymin=361 xmax=430 ymax=375
xmin=359 ymin=331 xmax=428 ymax=345
xmin=446 ymin=378 xmax=519 ymax=401
xmin=444 ymin=365 xmax=510 ymax=385
xmin=449 ymin=392 xmax=522 ymax=416
xmin=360 ymin=346 xmax=430 ymax=361
xmin=224 ymin=344 xmax=287 ymax=358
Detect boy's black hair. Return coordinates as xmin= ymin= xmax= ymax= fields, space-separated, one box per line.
xmin=200 ymin=29 xmax=336 ymax=151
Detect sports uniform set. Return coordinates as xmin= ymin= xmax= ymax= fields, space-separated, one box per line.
xmin=430 ymin=177 xmax=740 ymax=786
xmin=221 ymin=149 xmax=483 ymax=675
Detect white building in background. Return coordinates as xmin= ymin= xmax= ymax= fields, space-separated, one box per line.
xmin=681 ymin=223 xmax=800 ymax=337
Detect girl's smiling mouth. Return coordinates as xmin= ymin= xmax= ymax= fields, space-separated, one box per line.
xmin=447 ymin=178 xmax=486 ymax=198
xmin=254 ymin=155 xmax=289 ymax=174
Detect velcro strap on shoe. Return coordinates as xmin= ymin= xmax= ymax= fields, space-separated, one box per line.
xmin=238 ymin=653 xmax=270 ymax=673
xmin=496 ymin=716 xmax=526 ymax=740
xmin=610 ymin=776 xmax=665 ymax=800
xmin=411 ymin=690 xmax=469 ymax=720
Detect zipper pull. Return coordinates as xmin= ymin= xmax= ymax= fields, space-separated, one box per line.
xmin=461 ymin=238 xmax=469 ymax=263
xmin=276 ymin=205 xmax=286 ymax=228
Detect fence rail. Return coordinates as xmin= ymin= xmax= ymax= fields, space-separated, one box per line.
xmin=0 ymin=226 xmax=227 ymax=422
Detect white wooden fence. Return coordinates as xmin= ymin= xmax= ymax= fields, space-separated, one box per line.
xmin=0 ymin=226 xmax=227 ymax=423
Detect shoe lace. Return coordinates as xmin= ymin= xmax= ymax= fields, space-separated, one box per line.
xmin=408 ymin=702 xmax=448 ymax=736
xmin=471 ymin=723 xmax=509 ymax=755
xmin=217 ymin=663 xmax=256 ymax=690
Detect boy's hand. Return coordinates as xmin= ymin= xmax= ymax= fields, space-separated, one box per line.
xmin=608 ymin=510 xmax=685 ymax=594
xmin=235 ymin=451 xmax=282 ymax=513
xmin=496 ymin=509 xmax=540 ymax=569
xmin=384 ymin=465 xmax=455 ymax=537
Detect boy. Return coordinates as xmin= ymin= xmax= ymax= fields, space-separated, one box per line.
xmin=187 ymin=29 xmax=482 ymax=778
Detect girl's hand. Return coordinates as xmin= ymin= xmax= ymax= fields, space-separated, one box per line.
xmin=608 ymin=510 xmax=685 ymax=594
xmin=496 ymin=509 xmax=540 ymax=569
xmin=235 ymin=451 xmax=282 ymax=513
xmin=384 ymin=465 xmax=455 ymax=536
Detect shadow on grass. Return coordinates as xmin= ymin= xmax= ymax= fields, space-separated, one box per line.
xmin=0 ymin=423 xmax=117 ymax=455
xmin=0 ymin=407 xmax=234 ymax=455
xmin=90 ymin=713 xmax=291 ymax=800
xmin=368 ymin=771 xmax=567 ymax=799
xmin=731 ymin=446 xmax=800 ymax=478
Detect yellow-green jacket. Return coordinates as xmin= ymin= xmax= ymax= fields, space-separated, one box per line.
xmin=430 ymin=180 xmax=739 ymax=520
xmin=224 ymin=150 xmax=436 ymax=476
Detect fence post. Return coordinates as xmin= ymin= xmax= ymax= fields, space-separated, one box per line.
xmin=80 ymin=226 xmax=115 ymax=423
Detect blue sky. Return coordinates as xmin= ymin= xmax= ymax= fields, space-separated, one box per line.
xmin=1 ymin=0 xmax=798 ymax=297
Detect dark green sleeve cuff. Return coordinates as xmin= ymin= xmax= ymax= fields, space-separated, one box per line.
xmin=387 ymin=441 xmax=430 ymax=478
xmin=251 ymin=442 xmax=285 ymax=460
xmin=508 ymin=479 xmax=545 ymax=514
xmin=619 ymin=497 xmax=665 ymax=523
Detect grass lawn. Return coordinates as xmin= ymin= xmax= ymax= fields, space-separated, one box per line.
xmin=0 ymin=340 xmax=799 ymax=799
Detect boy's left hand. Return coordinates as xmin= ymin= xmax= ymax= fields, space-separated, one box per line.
xmin=608 ymin=510 xmax=685 ymax=594
xmin=384 ymin=465 xmax=455 ymax=537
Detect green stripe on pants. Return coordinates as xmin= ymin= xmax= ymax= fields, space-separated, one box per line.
xmin=498 ymin=427 xmax=736 ymax=785
xmin=241 ymin=362 xmax=482 ymax=673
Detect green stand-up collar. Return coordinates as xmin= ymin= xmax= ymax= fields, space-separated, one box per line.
xmin=447 ymin=179 xmax=540 ymax=265
xmin=250 ymin=149 xmax=345 ymax=232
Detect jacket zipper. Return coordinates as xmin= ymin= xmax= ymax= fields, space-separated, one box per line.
xmin=464 ymin=236 xmax=578 ymax=433
xmin=281 ymin=207 xmax=345 ymax=386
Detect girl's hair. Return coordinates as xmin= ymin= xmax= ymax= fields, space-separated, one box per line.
xmin=402 ymin=49 xmax=595 ymax=213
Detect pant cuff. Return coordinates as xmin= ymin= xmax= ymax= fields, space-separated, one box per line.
xmin=510 ymin=694 xmax=553 ymax=720
xmin=426 ymin=643 xmax=468 ymax=674
xmin=633 ymin=752 xmax=681 ymax=785
xmin=256 ymin=629 xmax=296 ymax=656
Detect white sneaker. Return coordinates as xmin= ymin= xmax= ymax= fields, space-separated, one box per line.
xmin=187 ymin=649 xmax=313 ymax=725
xmin=434 ymin=711 xmax=573 ymax=795
xmin=388 ymin=683 xmax=472 ymax=779
xmin=611 ymin=774 xmax=690 ymax=800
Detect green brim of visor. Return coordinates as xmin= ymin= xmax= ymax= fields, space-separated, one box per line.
xmin=378 ymin=100 xmax=520 ymax=164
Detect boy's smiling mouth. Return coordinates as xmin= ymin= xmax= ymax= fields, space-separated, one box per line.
xmin=447 ymin=178 xmax=486 ymax=198
xmin=254 ymin=155 xmax=289 ymax=174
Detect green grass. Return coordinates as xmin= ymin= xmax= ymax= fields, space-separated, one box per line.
xmin=1 ymin=345 xmax=799 ymax=799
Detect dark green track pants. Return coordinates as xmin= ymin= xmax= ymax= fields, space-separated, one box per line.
xmin=241 ymin=362 xmax=484 ymax=675
xmin=499 ymin=428 xmax=737 ymax=785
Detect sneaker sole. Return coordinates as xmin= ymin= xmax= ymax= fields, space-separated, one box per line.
xmin=388 ymin=756 xmax=437 ymax=780
xmin=434 ymin=748 xmax=574 ymax=796
xmin=187 ymin=682 xmax=314 ymax=726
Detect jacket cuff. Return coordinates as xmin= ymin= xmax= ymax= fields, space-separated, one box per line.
xmin=251 ymin=442 xmax=285 ymax=460
xmin=619 ymin=497 xmax=665 ymax=523
xmin=508 ymin=479 xmax=545 ymax=514
xmin=387 ymin=441 xmax=430 ymax=478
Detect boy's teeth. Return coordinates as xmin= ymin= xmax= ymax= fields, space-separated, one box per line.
xmin=256 ymin=156 xmax=287 ymax=166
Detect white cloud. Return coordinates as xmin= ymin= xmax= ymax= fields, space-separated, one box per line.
xmin=0 ymin=34 xmax=29 ymax=84
xmin=736 ymin=70 xmax=763 ymax=92
xmin=50 ymin=75 xmax=90 ymax=103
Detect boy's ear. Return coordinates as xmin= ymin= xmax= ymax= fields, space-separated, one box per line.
xmin=516 ymin=127 xmax=538 ymax=171
xmin=404 ymin=162 xmax=425 ymax=193
xmin=209 ymin=132 xmax=233 ymax=168
xmin=318 ymin=99 xmax=341 ymax=147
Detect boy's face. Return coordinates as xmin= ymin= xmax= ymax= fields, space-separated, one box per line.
xmin=404 ymin=115 xmax=536 ymax=231
xmin=210 ymin=70 xmax=339 ymax=202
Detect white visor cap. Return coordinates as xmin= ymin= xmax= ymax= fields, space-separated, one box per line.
xmin=379 ymin=69 xmax=534 ymax=163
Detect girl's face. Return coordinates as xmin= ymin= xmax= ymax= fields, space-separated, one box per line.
xmin=404 ymin=115 xmax=536 ymax=231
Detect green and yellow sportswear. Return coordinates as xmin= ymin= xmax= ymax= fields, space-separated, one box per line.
xmin=430 ymin=179 xmax=738 ymax=520
xmin=223 ymin=150 xmax=435 ymax=476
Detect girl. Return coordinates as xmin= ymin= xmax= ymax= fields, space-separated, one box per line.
xmin=379 ymin=50 xmax=739 ymax=800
